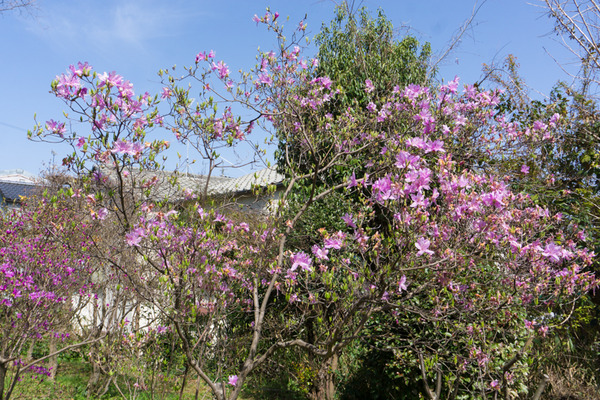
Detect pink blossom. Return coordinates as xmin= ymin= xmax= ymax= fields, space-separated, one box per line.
xmin=125 ymin=228 xmax=145 ymax=247
xmin=424 ymin=140 xmax=445 ymax=153
xmin=347 ymin=172 xmax=358 ymax=188
xmin=320 ymin=76 xmax=332 ymax=90
xmin=406 ymin=137 xmax=426 ymax=150
xmin=398 ymin=275 xmax=408 ymax=292
xmin=195 ymin=52 xmax=206 ymax=63
xmin=442 ymin=76 xmax=459 ymax=94
xmin=542 ymin=243 xmax=563 ymax=262
xmin=365 ymin=79 xmax=375 ymax=93
xmin=228 ymin=375 xmax=238 ymax=386
xmin=415 ymin=237 xmax=434 ymax=257
xmin=258 ymin=73 xmax=273 ymax=86
xmin=111 ymin=140 xmax=145 ymax=157
xmin=324 ymin=238 xmax=343 ymax=250
xmin=46 ymin=120 xmax=66 ymax=137
xmin=213 ymin=61 xmax=230 ymax=79
xmin=521 ymin=164 xmax=529 ymax=174
xmin=373 ymin=177 xmax=395 ymax=202
xmin=161 ymin=87 xmax=172 ymax=99
xmin=312 ymin=245 xmax=329 ymax=260
xmin=341 ymin=213 xmax=357 ymax=229
xmin=290 ymin=252 xmax=312 ymax=272
xmin=97 ymin=71 xmax=123 ymax=88
xmin=97 ymin=208 xmax=108 ymax=220
xmin=69 ymin=61 xmax=92 ymax=77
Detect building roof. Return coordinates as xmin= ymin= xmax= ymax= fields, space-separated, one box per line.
xmin=0 ymin=181 xmax=38 ymax=204
xmin=0 ymin=169 xmax=37 ymax=183
xmin=210 ymin=167 xmax=283 ymax=195
xmin=101 ymin=166 xmax=283 ymax=202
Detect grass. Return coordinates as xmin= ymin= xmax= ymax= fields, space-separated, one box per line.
xmin=6 ymin=360 xmax=219 ymax=400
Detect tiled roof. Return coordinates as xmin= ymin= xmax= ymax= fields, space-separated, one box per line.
xmin=0 ymin=181 xmax=38 ymax=204
xmin=210 ymin=167 xmax=283 ymax=195
xmin=101 ymin=166 xmax=282 ymax=201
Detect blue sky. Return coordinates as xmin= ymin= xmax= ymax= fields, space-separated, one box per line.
xmin=0 ymin=0 xmax=578 ymax=177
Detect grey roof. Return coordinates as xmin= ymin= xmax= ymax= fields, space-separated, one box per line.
xmin=0 ymin=181 xmax=38 ymax=204
xmin=101 ymin=166 xmax=282 ymax=201
xmin=209 ymin=167 xmax=283 ymax=195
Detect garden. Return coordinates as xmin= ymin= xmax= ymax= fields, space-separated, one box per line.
xmin=1 ymin=2 xmax=600 ymax=399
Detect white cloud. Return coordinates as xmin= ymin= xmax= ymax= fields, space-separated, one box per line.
xmin=24 ymin=0 xmax=205 ymax=53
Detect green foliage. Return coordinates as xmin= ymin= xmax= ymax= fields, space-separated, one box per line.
xmin=484 ymin=55 xmax=600 ymax=396
xmin=276 ymin=4 xmax=432 ymax=186
xmin=315 ymin=6 xmax=431 ymax=110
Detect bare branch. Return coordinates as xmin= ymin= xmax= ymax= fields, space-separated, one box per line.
xmin=429 ymin=0 xmax=488 ymax=77
xmin=0 ymin=0 xmax=36 ymax=14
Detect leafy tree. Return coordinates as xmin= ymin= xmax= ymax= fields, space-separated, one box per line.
xmin=277 ymin=4 xmax=431 ymax=187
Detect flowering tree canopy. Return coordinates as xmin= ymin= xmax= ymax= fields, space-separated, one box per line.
xmin=19 ymin=8 xmax=598 ymax=400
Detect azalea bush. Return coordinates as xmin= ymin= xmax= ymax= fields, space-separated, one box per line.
xmin=22 ymin=8 xmax=599 ymax=400
xmin=0 ymin=194 xmax=99 ymax=400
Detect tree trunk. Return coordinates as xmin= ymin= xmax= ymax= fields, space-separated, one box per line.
xmin=48 ymin=336 xmax=58 ymax=381
xmin=310 ymin=354 xmax=339 ymax=400
xmin=86 ymin=357 xmax=101 ymax=396
xmin=26 ymin=340 xmax=35 ymax=362
xmin=0 ymin=363 xmax=7 ymax=400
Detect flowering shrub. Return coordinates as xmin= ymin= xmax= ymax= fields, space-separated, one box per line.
xmin=0 ymin=194 xmax=96 ymax=399
xmin=25 ymin=9 xmax=598 ymax=400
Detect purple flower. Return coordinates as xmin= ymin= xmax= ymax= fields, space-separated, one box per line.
xmin=258 ymin=73 xmax=273 ymax=86
xmin=521 ymin=164 xmax=529 ymax=174
xmin=415 ymin=237 xmax=434 ymax=257
xmin=365 ymin=79 xmax=375 ymax=93
xmin=125 ymin=228 xmax=145 ymax=247
xmin=195 ymin=52 xmax=206 ymax=63
xmin=324 ymin=235 xmax=344 ymax=250
xmin=542 ymin=243 xmax=563 ymax=262
xmin=347 ymin=172 xmax=358 ymax=188
xmin=97 ymin=71 xmax=123 ymax=88
xmin=228 ymin=375 xmax=238 ymax=386
xmin=372 ymin=176 xmax=393 ymax=201
xmin=111 ymin=140 xmax=145 ymax=157
xmin=46 ymin=120 xmax=66 ymax=137
xmin=406 ymin=137 xmax=426 ymax=150
xmin=161 ymin=87 xmax=172 ymax=99
xmin=398 ymin=275 xmax=408 ymax=292
xmin=213 ymin=61 xmax=230 ymax=79
xmin=341 ymin=213 xmax=357 ymax=229
xmin=96 ymin=208 xmax=108 ymax=220
xmin=424 ymin=140 xmax=445 ymax=153
xmin=311 ymin=245 xmax=329 ymax=261
xmin=290 ymin=252 xmax=312 ymax=272
xmin=320 ymin=76 xmax=332 ymax=90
